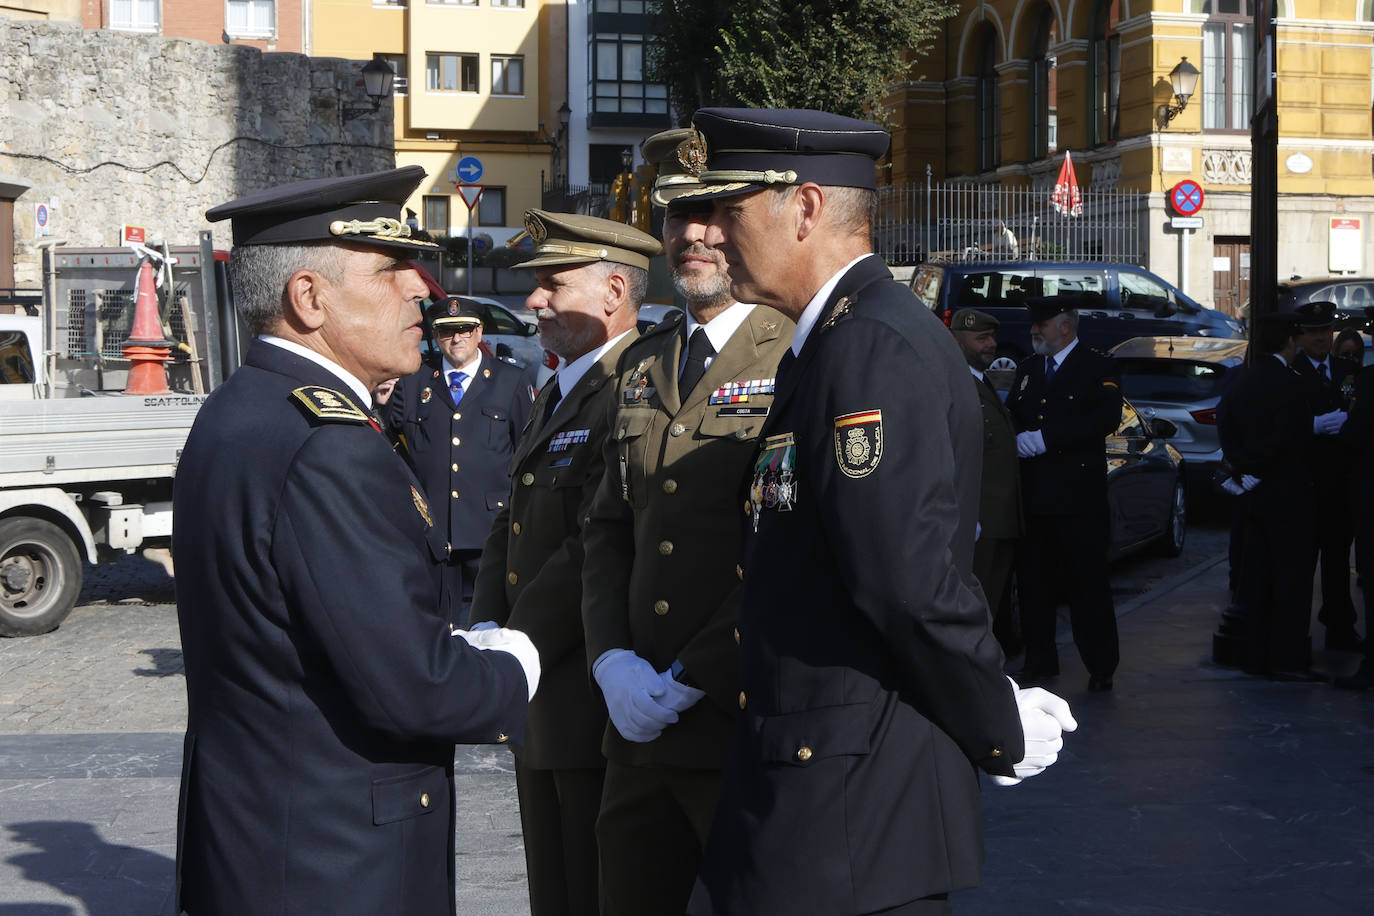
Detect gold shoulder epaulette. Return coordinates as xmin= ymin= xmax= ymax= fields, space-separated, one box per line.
xmin=289 ymin=386 xmax=370 ymax=424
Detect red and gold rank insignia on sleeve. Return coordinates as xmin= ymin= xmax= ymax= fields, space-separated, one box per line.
xmin=411 ymin=485 xmax=433 ymax=527
xmin=834 ymin=409 xmax=883 ymax=478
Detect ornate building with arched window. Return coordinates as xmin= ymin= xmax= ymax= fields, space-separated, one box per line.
xmin=887 ymin=0 xmax=1374 ymax=313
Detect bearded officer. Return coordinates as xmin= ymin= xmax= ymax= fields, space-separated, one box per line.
xmin=175 ymin=167 xmax=538 ymax=915
xmin=386 ymin=297 xmax=532 ymax=616
xmin=469 ymin=211 xmax=661 ymax=916
xmin=676 ymin=108 xmax=1076 ymax=916
xmin=580 ymin=128 xmax=795 ymax=916
xmin=950 ymin=307 xmax=1024 ymax=659
xmin=1005 ymin=296 xmax=1122 ymax=692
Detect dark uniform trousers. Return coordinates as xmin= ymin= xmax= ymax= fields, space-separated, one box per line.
xmin=1005 ymin=343 xmax=1123 ymax=679
xmin=173 ymin=341 xmax=529 ymax=916
xmin=388 ymin=353 xmax=531 ymax=617
xmin=970 ymin=373 xmax=1023 ymax=656
xmin=1341 ymin=365 xmax=1374 ymax=676
xmin=687 ymin=257 xmax=1022 ymax=916
xmin=581 ymin=306 xmax=794 ymax=916
xmin=1219 ymin=355 xmax=1315 ymax=672
xmin=470 ymin=332 xmax=637 ymax=916
xmin=1293 ymin=355 xmax=1359 ymax=635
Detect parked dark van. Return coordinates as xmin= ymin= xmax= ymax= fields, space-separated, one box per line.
xmin=910 ymin=261 xmax=1245 ymax=361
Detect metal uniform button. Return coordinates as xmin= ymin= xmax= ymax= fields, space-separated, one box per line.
xmin=796 ymin=746 xmax=813 ymax=763
xmin=453 ymin=412 xmax=462 ymax=420
xmin=738 ymin=691 xmax=746 ymax=709
xmin=733 ymin=627 xmax=740 ymax=645
xmin=508 ymin=571 xmax=519 ymax=585
xmin=654 ymin=600 xmax=669 ymax=616
xmin=670 ymin=423 xmax=686 ymax=437
xmin=736 ymin=564 xmax=743 ymax=580
xmin=990 ymin=747 xmax=1003 ymax=758
xmin=451 ymin=436 xmax=461 ymax=446
xmin=658 ymin=540 xmax=673 ymax=556
xmin=734 ymin=428 xmax=748 ymax=440
xmin=497 ymin=733 xmax=509 ymax=744
xmin=450 ymin=490 xmax=460 ymax=499
xmin=512 ymin=522 xmax=521 ymax=535
xmin=742 ymin=500 xmax=752 ymax=517
xmin=420 ymin=793 xmax=431 ymax=808
xmin=521 ymin=473 xmax=535 ymax=485
xmin=662 ymin=479 xmax=678 ymax=494
xmin=451 ymin=463 xmax=459 ymax=472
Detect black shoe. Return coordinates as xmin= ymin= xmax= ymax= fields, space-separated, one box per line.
xmin=1268 ymin=668 xmax=1327 ymax=683
xmin=1325 ymin=629 xmax=1366 ymax=652
xmin=1334 ymin=668 xmax=1374 ymax=690
xmin=1087 ymin=675 xmax=1114 ymax=693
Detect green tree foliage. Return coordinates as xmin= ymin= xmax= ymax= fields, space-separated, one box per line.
xmin=648 ymin=0 xmax=955 ymax=122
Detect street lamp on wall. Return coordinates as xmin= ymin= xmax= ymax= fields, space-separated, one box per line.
xmin=340 ymin=59 xmax=395 ymax=126
xmin=1157 ymin=57 xmax=1201 ymax=128
xmin=549 ymin=102 xmax=572 ymax=183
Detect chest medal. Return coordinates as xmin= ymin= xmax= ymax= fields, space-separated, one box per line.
xmin=749 ymin=432 xmax=797 ymax=531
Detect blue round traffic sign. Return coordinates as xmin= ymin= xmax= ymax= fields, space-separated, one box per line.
xmin=456 ymin=156 xmax=484 ymax=183
xmin=1170 ymin=180 xmax=1204 ymax=217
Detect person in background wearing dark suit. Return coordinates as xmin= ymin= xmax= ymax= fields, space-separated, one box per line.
xmin=387 ymin=297 xmax=532 ymax=617
xmin=580 ymin=128 xmax=795 ymax=916
xmin=1217 ymin=312 xmax=1319 ymax=680
xmin=174 ymin=167 xmax=538 ymax=916
xmin=951 ymin=307 xmax=1024 ymax=659
xmin=1005 ymin=297 xmax=1122 ymax=693
xmin=1291 ymin=301 xmax=1363 ymax=651
xmin=680 ymin=107 xmax=1075 ymax=916
xmin=1338 ymin=357 xmax=1374 ymax=689
xmin=469 ymin=210 xmax=661 ymax=916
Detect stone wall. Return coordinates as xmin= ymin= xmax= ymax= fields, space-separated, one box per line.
xmin=1 ymin=16 xmax=395 ymax=286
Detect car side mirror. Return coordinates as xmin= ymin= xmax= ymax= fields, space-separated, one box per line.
xmin=524 ymin=322 xmax=539 ymax=337
xmin=1150 ymin=417 xmax=1178 ymax=439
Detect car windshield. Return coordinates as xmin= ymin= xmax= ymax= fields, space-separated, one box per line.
xmin=1114 ymin=358 xmax=1229 ymax=402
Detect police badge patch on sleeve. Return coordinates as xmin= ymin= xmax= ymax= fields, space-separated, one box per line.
xmin=834 ymin=410 xmax=883 ymax=478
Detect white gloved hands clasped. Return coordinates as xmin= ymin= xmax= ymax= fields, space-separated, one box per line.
xmin=992 ymin=677 xmax=1078 ymax=787
xmin=593 ymin=649 xmax=679 ymax=743
xmin=1016 ymin=430 xmax=1047 ymax=458
xmin=1314 ymin=410 xmax=1348 ymax=436
xmin=657 ymin=668 xmax=706 ymax=714
xmin=452 ymin=626 xmax=541 ymax=701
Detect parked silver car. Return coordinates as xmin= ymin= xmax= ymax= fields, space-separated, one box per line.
xmin=1108 ymin=336 xmax=1248 ymax=473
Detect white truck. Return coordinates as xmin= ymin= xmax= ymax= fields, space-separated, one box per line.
xmin=0 ymin=238 xmax=236 ymax=636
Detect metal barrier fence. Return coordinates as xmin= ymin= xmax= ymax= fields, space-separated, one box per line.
xmin=876 ymin=171 xmax=1147 ymax=266
xmin=542 ymin=177 xmax=612 ymax=219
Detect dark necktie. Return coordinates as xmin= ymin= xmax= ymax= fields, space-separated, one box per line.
xmin=540 ymin=376 xmax=561 ymax=425
xmin=448 ymin=370 xmax=468 ymax=405
xmin=982 ymin=373 xmax=998 ymax=396
xmin=1044 ymin=355 xmax=1057 ymax=382
xmin=678 ymin=328 xmax=715 ymax=398
xmin=1319 ymin=362 xmax=1330 ymax=384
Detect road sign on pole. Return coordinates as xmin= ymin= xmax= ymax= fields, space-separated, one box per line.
xmin=455 ymin=185 xmax=484 ymax=296
xmin=456 ymin=156 xmax=484 ymax=183
xmin=456 ymin=185 xmax=484 ymax=211
xmin=1169 ymin=180 xmax=1205 ymax=217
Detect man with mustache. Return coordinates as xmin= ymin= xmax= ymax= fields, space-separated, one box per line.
xmin=470 ymin=211 xmax=661 ymax=916
xmin=580 ymin=129 xmax=795 ymax=916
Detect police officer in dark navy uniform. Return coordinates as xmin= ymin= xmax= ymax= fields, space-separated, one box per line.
xmin=1291 ymin=300 xmax=1363 ymax=651
xmin=1005 ymin=296 xmax=1123 ymax=693
xmin=1217 ymin=312 xmax=1318 ymax=679
xmin=174 ymin=167 xmax=539 ymax=916
xmin=1338 ymin=359 xmax=1374 ymax=689
xmin=387 ymin=297 xmax=532 ymax=615
xmin=678 ymin=108 xmax=1077 ymax=916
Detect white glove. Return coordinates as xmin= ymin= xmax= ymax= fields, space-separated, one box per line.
xmin=1220 ymin=478 xmax=1245 ymax=496
xmin=657 ymin=668 xmax=706 ymax=714
xmin=1239 ymin=474 xmax=1261 ymax=492
xmin=1314 ymin=410 xmax=1348 ymax=435
xmin=992 ymin=677 xmax=1078 ymax=787
xmin=452 ymin=626 xmax=541 ymax=701
xmin=1016 ymin=430 xmax=1047 ymax=458
xmin=469 ymin=620 xmax=500 ymax=632
xmin=593 ymin=649 xmax=679 ymax=743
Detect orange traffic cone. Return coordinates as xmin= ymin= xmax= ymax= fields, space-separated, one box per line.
xmin=121 ymin=259 xmax=174 ymax=395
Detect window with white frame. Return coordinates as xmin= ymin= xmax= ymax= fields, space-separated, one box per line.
xmin=1202 ymin=0 xmax=1253 ymax=131
xmin=491 ymin=0 xmax=525 ymax=6
xmin=226 ymin=0 xmax=275 ymax=38
xmin=491 ymin=56 xmax=524 ymax=96
xmin=427 ymin=53 xmax=479 ymax=93
xmin=423 ymin=196 xmax=451 ymax=234
xmin=111 ymin=0 xmax=159 ymax=31
xmin=377 ymin=54 xmax=408 ymax=95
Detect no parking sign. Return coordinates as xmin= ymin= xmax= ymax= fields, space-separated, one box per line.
xmin=34 ymin=202 xmax=50 ymax=237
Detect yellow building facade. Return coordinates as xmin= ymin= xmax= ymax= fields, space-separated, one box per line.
xmin=313 ymin=0 xmax=566 ymax=247
xmin=891 ymin=0 xmax=1374 ymax=311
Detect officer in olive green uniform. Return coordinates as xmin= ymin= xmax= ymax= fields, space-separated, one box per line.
xmin=950 ymin=308 xmax=1024 ymax=658
xmin=469 ymin=211 xmax=661 ymax=916
xmin=580 ymin=129 xmax=796 ymax=916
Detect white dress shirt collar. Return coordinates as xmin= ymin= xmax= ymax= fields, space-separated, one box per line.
xmin=259 ymin=335 xmax=373 ymax=406
xmin=968 ymin=365 xmax=986 ymax=383
xmin=442 ymin=353 xmax=483 ymax=394
xmin=685 ymin=301 xmax=756 ymax=356
xmin=1048 ymin=336 xmax=1079 ymax=368
xmin=789 ymin=254 xmax=871 ymax=357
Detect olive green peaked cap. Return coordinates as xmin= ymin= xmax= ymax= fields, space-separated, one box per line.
xmin=513 ymin=210 xmax=663 ymax=271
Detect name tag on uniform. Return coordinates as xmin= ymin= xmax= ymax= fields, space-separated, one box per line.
xmin=548 ymin=428 xmax=590 ymax=452
xmin=716 ymin=406 xmax=770 ymax=417
xmin=709 ymin=378 xmax=776 ymax=405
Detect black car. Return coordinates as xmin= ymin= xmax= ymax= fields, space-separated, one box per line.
xmin=911 ymin=261 xmax=1245 ymax=362
xmin=1275 ymin=276 xmax=1374 ymax=332
xmin=1107 ymin=398 xmax=1187 ymax=560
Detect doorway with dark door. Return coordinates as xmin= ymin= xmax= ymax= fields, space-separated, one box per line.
xmin=1213 ymin=236 xmax=1251 ymax=318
